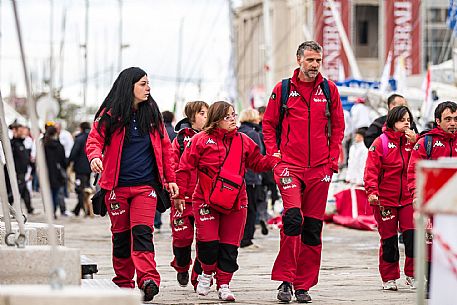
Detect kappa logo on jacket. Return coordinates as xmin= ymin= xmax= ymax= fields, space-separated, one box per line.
xmin=433 ymin=140 xmax=445 ymax=148
xmin=289 ymin=91 xmax=300 ymax=97
xmin=315 ymin=87 xmax=323 ymax=95
xmin=280 ymin=168 xmax=290 ymax=177
xmin=184 ymin=136 xmax=191 ymax=142
xmin=388 ymin=142 xmax=396 ymax=149
xmin=206 ymin=138 xmax=216 ymax=145
xmin=321 ymin=175 xmax=331 ymax=183
xmin=148 ymin=190 xmax=157 ymax=198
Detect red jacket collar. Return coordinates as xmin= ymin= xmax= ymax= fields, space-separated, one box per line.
xmin=290 ymin=68 xmax=324 ymax=89
xmin=208 ymin=127 xmax=238 ymax=139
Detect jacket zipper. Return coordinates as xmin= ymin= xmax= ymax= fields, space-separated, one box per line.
xmin=399 ymin=137 xmax=404 ymax=204
xmin=450 ymin=139 xmax=454 ymax=157
xmin=113 ymin=131 xmax=125 ymax=189
xmin=308 ymin=107 xmax=311 ymax=167
xmin=284 ymin=124 xmax=291 ymax=148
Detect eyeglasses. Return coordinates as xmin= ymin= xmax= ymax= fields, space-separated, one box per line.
xmin=223 ymin=113 xmax=238 ymax=121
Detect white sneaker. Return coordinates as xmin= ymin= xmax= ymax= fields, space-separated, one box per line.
xmin=405 ymin=276 xmax=416 ymax=289
xmin=196 ymin=273 xmax=212 ymax=296
xmin=382 ymin=280 xmax=398 ymax=291
xmin=218 ymin=284 xmax=235 ymax=301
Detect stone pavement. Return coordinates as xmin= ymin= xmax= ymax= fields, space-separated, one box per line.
xmin=19 ymin=194 xmax=418 ymax=305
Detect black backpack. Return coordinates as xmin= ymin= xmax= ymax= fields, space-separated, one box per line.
xmin=275 ymin=78 xmax=332 ymax=148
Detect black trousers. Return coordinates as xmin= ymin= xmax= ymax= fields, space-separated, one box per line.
xmin=73 ymin=173 xmax=91 ymax=216
xmin=242 ymin=184 xmax=260 ymax=243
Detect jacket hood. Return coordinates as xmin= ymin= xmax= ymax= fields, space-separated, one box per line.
xmin=208 ymin=127 xmax=238 ymax=139
xmin=174 ymin=117 xmax=192 ymax=132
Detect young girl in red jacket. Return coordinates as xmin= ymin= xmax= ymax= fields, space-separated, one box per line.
xmin=169 ymin=101 xmax=208 ymax=289
xmin=85 ymin=67 xmax=178 ymax=303
xmin=174 ymin=101 xmax=280 ymax=301
xmin=364 ymin=105 xmax=417 ymax=291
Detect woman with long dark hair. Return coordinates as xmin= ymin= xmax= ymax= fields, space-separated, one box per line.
xmin=86 ymin=67 xmax=178 ymax=303
xmin=174 ymin=101 xmax=280 ymax=301
xmin=364 ymin=105 xmax=417 ymax=291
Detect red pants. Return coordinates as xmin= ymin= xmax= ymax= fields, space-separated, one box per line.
xmin=170 ymin=201 xmax=202 ymax=287
xmin=105 ymin=185 xmax=159 ymax=288
xmin=372 ymin=204 xmax=415 ymax=282
xmin=193 ymin=200 xmax=247 ymax=287
xmin=271 ymin=163 xmax=333 ymax=290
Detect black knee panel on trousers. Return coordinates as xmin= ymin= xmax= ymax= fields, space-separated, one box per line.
xmin=283 ymin=208 xmax=303 ymax=236
xmin=217 ymin=243 xmax=239 ymax=273
xmin=382 ymin=234 xmax=400 ymax=263
xmin=301 ymin=217 xmax=323 ymax=246
xmin=197 ymin=240 xmax=219 ymax=265
xmin=402 ymin=229 xmax=415 ymax=258
xmin=113 ymin=230 xmax=131 ymax=258
xmin=132 ymin=225 xmax=154 ymax=252
xmin=173 ymin=245 xmax=192 ymax=267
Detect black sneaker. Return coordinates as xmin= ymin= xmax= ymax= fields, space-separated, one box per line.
xmin=295 ymin=290 xmax=312 ymax=303
xmin=277 ymin=281 xmax=293 ymax=303
xmin=142 ymin=279 xmax=159 ymax=303
xmin=240 ymin=239 xmax=253 ymax=248
xmin=177 ymin=271 xmax=189 ymax=287
xmin=260 ymin=220 xmax=269 ymax=235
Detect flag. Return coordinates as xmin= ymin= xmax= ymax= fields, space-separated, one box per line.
xmin=393 ymin=53 xmax=407 ymax=94
xmin=379 ymin=51 xmax=392 ymax=93
xmin=448 ymin=0 xmax=457 ymax=33
xmin=421 ymin=66 xmax=433 ymax=123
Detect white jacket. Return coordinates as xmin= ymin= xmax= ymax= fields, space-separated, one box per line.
xmin=346 ymin=141 xmax=368 ymax=185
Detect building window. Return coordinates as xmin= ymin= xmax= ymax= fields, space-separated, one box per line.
xmin=354 ymin=5 xmax=378 ymax=58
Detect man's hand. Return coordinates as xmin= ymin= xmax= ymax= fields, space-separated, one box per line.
xmin=368 ymin=194 xmax=379 ymax=204
xmin=405 ymin=128 xmax=416 ymax=143
xmin=174 ymin=199 xmax=186 ymax=213
xmin=168 ymin=183 xmax=179 ymax=197
xmin=90 ymin=158 xmax=103 ymax=173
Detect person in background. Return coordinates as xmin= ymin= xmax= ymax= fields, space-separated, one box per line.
xmin=56 ymin=121 xmax=74 ymax=198
xmin=364 ymin=106 xmax=416 ymax=291
xmin=345 ymin=128 xmax=368 ymax=186
xmin=169 ymin=101 xmax=208 ymax=289
xmin=364 ymin=94 xmax=418 ymax=148
xmin=68 ymin=122 xmax=92 ymax=216
xmin=43 ymin=125 xmax=67 ymax=219
xmin=350 ymin=97 xmax=372 ymax=130
xmin=174 ymin=101 xmax=280 ymax=302
xmin=238 ymin=108 xmax=264 ymax=248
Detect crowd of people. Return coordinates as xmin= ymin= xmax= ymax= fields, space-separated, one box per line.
xmin=3 ymin=40 xmax=453 ymax=303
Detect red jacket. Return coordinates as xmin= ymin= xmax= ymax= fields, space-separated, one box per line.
xmin=85 ymin=115 xmax=176 ymax=190
xmin=172 ymin=125 xmax=198 ymax=201
xmin=262 ymin=69 xmax=344 ymax=172
xmin=407 ymin=126 xmax=457 ymax=198
xmin=364 ymin=128 xmax=414 ymax=207
xmin=176 ymin=128 xmax=279 ymax=208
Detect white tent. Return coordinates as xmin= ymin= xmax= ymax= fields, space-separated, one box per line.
xmin=3 ymin=101 xmax=28 ymax=127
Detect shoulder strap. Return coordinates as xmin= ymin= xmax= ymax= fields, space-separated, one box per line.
xmin=220 ymin=134 xmax=244 ymax=175
xmin=424 ymin=135 xmax=433 ymax=159
xmin=320 ymin=78 xmax=332 ymax=138
xmin=276 ymin=78 xmax=291 ymax=149
xmin=380 ymin=133 xmax=388 ymax=159
xmin=177 ymin=133 xmax=186 ymax=157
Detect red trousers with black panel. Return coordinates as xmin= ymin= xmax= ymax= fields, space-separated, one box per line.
xmin=372 ymin=204 xmax=415 ymax=282
xmin=193 ymin=200 xmax=247 ymax=288
xmin=271 ymin=162 xmax=333 ymax=290
xmin=105 ymin=185 xmax=160 ymax=289
xmin=169 ymin=201 xmax=202 ymax=287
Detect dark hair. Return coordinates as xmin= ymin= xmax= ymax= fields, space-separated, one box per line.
xmin=386 ymin=106 xmax=414 ymax=129
xmin=296 ymin=41 xmax=322 ymax=57
xmin=203 ymin=101 xmax=233 ymax=134
xmin=162 ymin=111 xmax=175 ymax=124
xmin=434 ymin=101 xmax=457 ymax=121
xmin=95 ymin=67 xmax=163 ymax=145
xmin=44 ymin=125 xmax=58 ymax=145
xmin=80 ymin=122 xmax=91 ymax=131
xmin=257 ymin=106 xmax=266 ymax=114
xmin=387 ymin=94 xmax=404 ymax=108
xmin=355 ymin=127 xmax=367 ymax=137
xmin=184 ymin=101 xmax=209 ymax=123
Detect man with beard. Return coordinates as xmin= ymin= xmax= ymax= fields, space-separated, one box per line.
xmin=263 ymin=41 xmax=344 ymax=303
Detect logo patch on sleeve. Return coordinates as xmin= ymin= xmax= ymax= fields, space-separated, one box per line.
xmin=369 ymin=146 xmax=376 ymax=152
xmin=413 ymin=143 xmax=420 ymax=150
xmin=270 ymin=93 xmax=276 ymax=100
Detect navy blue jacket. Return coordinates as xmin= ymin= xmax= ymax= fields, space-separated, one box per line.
xmin=238 ymin=122 xmax=263 ymax=185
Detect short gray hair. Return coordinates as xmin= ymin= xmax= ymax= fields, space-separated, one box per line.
xmin=296 ymin=41 xmax=322 ymax=57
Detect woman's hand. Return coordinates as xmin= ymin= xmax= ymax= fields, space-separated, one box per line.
xmin=168 ymin=182 xmax=179 ymax=198
xmin=405 ymin=128 xmax=416 ymax=143
xmin=90 ymin=158 xmax=103 ymax=173
xmin=174 ymin=199 xmax=186 ymax=213
xmin=368 ymin=194 xmax=379 ymax=204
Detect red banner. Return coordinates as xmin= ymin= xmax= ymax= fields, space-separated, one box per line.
xmin=314 ymin=0 xmax=350 ymax=81
xmin=385 ymin=0 xmax=421 ymax=75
